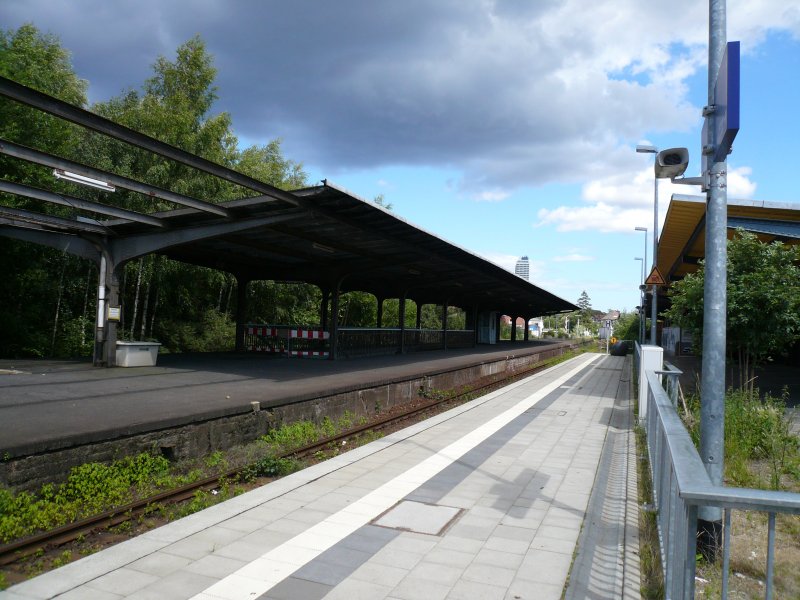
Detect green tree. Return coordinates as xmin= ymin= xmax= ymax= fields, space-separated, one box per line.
xmin=0 ymin=25 xmax=94 ymax=358
xmin=577 ymin=290 xmax=591 ymax=312
xmin=0 ymin=30 xmax=310 ymax=357
xmin=0 ymin=24 xmax=87 ymax=168
xmin=666 ymin=230 xmax=800 ymax=392
xmin=614 ymin=311 xmax=640 ymax=341
xmin=86 ymin=37 xmax=309 ymax=351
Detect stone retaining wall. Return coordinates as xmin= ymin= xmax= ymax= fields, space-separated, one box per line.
xmin=0 ymin=343 xmax=580 ymax=492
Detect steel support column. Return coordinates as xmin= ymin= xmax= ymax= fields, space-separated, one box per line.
xmin=91 ymin=249 xmax=121 ymax=367
xmin=441 ymin=303 xmax=448 ymax=350
xmin=234 ymin=277 xmax=250 ymax=352
xmin=399 ymin=294 xmax=407 ymax=354
xmin=320 ymin=288 xmax=330 ymax=331
xmin=104 ymin=263 xmax=121 ymax=367
xmin=376 ymin=296 xmax=384 ymax=329
xmin=329 ymin=279 xmax=341 ymax=360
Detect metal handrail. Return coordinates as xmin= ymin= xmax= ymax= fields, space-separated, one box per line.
xmin=643 ymin=369 xmax=800 ymax=599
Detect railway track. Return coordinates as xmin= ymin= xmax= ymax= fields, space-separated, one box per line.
xmin=0 ymin=347 xmax=581 ymax=567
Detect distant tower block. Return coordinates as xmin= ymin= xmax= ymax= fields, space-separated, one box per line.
xmin=515 ymin=256 xmax=530 ymax=281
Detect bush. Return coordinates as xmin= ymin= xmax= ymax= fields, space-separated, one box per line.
xmin=157 ymin=309 xmax=235 ymax=352
xmin=684 ymin=389 xmax=799 ymax=489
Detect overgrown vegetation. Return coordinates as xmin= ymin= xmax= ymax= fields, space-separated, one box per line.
xmin=0 ymin=407 xmax=389 ymax=588
xmin=681 ymin=388 xmax=800 ymax=491
xmin=687 ymin=389 xmax=800 ymax=599
xmin=655 ymin=384 xmax=800 ymax=598
xmin=1 ymin=453 xmax=191 ymax=544
xmin=634 ymin=351 xmax=800 ymax=599
xmin=0 ymin=410 xmax=374 ymax=555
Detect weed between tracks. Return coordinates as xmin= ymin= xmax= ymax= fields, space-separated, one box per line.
xmin=0 ymin=410 xmax=373 ymax=587
xmin=0 ymin=345 xmax=589 ymax=588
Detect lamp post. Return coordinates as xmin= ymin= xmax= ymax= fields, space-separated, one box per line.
xmin=634 ymin=226 xmax=648 ymax=340
xmin=635 ymin=257 xmax=644 ymax=344
xmin=636 ymin=146 xmax=659 ymax=345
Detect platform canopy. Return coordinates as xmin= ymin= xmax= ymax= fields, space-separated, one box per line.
xmin=0 ymin=76 xmax=575 ymax=319
xmin=658 ymin=194 xmax=800 ymax=284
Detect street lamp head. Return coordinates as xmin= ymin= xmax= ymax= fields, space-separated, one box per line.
xmin=634 ymin=226 xmax=647 ymax=232
xmin=634 ymin=257 xmax=643 ymax=261
xmin=636 ymin=144 xmax=658 ymax=154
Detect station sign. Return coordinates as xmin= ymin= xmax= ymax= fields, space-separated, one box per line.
xmin=703 ymin=41 xmax=740 ymax=173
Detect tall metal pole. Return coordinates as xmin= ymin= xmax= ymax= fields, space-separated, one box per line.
xmin=699 ymin=0 xmax=727 ymax=553
xmin=635 ymin=257 xmax=645 ymax=344
xmin=650 ymin=176 xmax=659 ymax=345
xmin=635 ymin=226 xmax=648 ymax=341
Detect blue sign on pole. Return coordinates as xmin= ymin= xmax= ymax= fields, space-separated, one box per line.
xmin=713 ymin=41 xmax=740 ymax=163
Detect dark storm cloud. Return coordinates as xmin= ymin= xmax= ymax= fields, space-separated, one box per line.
xmin=0 ymin=0 xmax=698 ymax=192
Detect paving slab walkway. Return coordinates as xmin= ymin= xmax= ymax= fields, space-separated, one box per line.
xmin=2 ymin=352 xmax=639 ymax=600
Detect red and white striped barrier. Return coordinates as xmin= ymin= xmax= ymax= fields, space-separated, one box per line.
xmin=289 ymin=329 xmax=330 ymax=340
xmin=247 ymin=326 xmax=280 ymax=337
xmin=245 ymin=325 xmax=330 ymax=357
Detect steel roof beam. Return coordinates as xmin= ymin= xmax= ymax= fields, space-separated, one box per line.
xmin=111 ymin=211 xmax=304 ymax=264
xmin=0 ymin=225 xmax=98 ymax=260
xmin=0 ymin=205 xmax=111 ymax=235
xmin=0 ymin=76 xmax=301 ymax=208
xmin=0 ymin=179 xmax=166 ymax=227
xmin=0 ymin=139 xmax=230 ymax=218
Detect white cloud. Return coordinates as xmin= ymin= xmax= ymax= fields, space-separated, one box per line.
xmin=1 ymin=0 xmax=795 ymax=199
xmin=727 ymin=166 xmax=757 ymax=198
xmin=536 ymin=203 xmax=653 ymax=233
xmin=536 ymin=160 xmax=758 ymax=233
xmin=472 ymin=189 xmax=511 ymax=202
xmin=553 ymin=253 xmax=594 ymax=262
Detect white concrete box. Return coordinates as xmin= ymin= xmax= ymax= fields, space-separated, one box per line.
xmin=116 ymin=341 xmax=161 ymax=367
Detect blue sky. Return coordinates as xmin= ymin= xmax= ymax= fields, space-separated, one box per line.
xmin=2 ymin=1 xmax=799 ymax=313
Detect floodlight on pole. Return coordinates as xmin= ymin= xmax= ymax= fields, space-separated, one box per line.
xmin=53 ymin=169 xmax=116 ymax=192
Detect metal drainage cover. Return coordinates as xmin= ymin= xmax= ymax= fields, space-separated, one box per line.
xmin=372 ymin=500 xmax=463 ymax=536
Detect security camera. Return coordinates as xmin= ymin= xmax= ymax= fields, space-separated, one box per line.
xmin=654 ymin=147 xmax=689 ymax=179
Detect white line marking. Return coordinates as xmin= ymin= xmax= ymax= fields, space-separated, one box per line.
xmin=192 ymin=353 xmax=598 ymax=600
